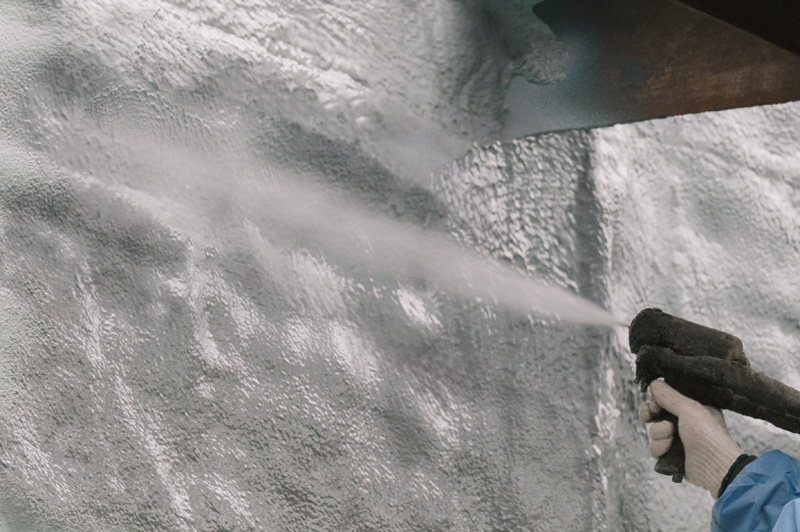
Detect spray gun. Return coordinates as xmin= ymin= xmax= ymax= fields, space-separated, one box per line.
xmin=628 ymin=308 xmax=800 ymax=482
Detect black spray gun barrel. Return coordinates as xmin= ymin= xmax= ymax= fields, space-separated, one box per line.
xmin=629 ymin=308 xmax=800 ymax=482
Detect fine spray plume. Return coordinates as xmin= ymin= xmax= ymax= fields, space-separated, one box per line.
xmin=246 ymin=178 xmax=626 ymax=327
xmin=116 ymin=133 xmax=625 ymax=328
xmin=243 ymin=119 xmax=626 ymax=328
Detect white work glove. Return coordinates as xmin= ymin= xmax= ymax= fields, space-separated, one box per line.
xmin=639 ymin=380 xmax=743 ymax=498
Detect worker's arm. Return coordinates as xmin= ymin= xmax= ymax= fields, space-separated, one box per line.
xmin=712 ymin=450 xmax=800 ymax=532
xmin=641 ymin=381 xmax=800 ymax=532
xmin=772 ymin=498 xmax=800 ymax=532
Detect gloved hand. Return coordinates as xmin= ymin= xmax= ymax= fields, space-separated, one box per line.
xmin=639 ymin=380 xmax=743 ymax=498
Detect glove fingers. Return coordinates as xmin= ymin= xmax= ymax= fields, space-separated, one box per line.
xmin=638 ymin=399 xmax=663 ymax=423
xmin=649 ymin=435 xmax=674 ymax=458
xmin=648 ymin=420 xmax=674 ymax=458
xmin=649 ymin=419 xmax=674 ymax=441
xmin=650 ymin=380 xmax=701 ymax=417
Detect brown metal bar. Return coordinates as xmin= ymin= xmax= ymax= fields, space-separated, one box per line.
xmin=504 ymin=0 xmax=800 ymax=137
xmin=671 ymin=0 xmax=800 ymax=56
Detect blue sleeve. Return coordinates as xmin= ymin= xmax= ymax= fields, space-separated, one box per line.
xmin=773 ymin=499 xmax=800 ymax=531
xmin=712 ymin=450 xmax=800 ymax=532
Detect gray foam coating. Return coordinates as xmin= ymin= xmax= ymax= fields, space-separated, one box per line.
xmin=2 ymin=1 xmax=800 ymax=531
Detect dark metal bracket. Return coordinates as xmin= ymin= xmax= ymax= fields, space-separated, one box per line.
xmin=503 ymin=0 xmax=800 ymax=137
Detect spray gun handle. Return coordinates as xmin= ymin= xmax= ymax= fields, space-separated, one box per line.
xmin=652 ymin=411 xmax=685 ymax=483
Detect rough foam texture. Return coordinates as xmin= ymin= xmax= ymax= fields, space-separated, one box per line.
xmin=44 ymin=0 xmax=532 ymax=184
xmin=2 ymin=1 xmax=800 ymax=531
xmin=481 ymin=0 xmax=568 ymax=84
xmin=590 ymin=107 xmax=800 ymax=531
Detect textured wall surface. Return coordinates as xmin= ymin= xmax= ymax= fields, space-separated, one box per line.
xmin=2 ymin=1 xmax=800 ymax=531
xmin=590 ymin=107 xmax=800 ymax=531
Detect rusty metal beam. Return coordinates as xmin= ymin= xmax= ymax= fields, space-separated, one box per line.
xmin=504 ymin=0 xmax=800 ymax=137
xmin=671 ymin=0 xmax=800 ymax=56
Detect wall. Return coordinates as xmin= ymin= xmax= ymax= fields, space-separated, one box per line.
xmin=1 ymin=1 xmax=799 ymax=531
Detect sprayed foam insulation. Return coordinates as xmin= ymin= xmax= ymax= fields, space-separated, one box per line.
xmin=1 ymin=1 xmax=800 ymax=531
